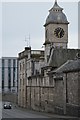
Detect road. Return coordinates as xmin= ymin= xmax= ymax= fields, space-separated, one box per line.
xmin=2 ymin=108 xmax=48 ymax=118
xmin=0 ymin=101 xmax=2 ymax=120
xmin=2 ymin=104 xmax=79 ymax=119
xmin=2 ymin=106 xmax=49 ymax=118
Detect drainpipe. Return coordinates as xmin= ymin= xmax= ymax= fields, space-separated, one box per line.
xmin=63 ymin=73 xmax=67 ymax=115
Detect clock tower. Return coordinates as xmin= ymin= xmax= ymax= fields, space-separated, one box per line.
xmin=44 ymin=0 xmax=69 ymax=63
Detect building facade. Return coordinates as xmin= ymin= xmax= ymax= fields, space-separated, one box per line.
xmin=18 ymin=0 xmax=80 ymax=116
xmin=18 ymin=47 xmax=44 ymax=107
xmin=51 ymin=57 xmax=80 ymax=116
xmin=0 ymin=57 xmax=18 ymax=93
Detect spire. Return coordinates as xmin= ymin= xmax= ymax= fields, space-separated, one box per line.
xmin=54 ymin=0 xmax=57 ymax=6
xmin=49 ymin=0 xmax=63 ymax=12
xmin=53 ymin=0 xmax=63 ymax=10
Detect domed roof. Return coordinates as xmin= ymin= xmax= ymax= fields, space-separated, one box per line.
xmin=44 ymin=0 xmax=69 ymax=26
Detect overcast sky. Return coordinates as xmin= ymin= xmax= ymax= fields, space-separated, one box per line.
xmin=0 ymin=0 xmax=79 ymax=57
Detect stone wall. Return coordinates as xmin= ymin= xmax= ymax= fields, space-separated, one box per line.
xmin=26 ymin=76 xmax=64 ymax=114
xmin=64 ymin=72 xmax=80 ymax=117
xmin=78 ymin=72 xmax=80 ymax=117
xmin=26 ymin=86 xmax=55 ymax=112
xmin=67 ymin=72 xmax=78 ymax=105
xmin=25 ymin=70 xmax=80 ymax=116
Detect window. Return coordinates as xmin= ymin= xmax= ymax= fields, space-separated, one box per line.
xmin=32 ymin=60 xmax=35 ymax=75
xmin=13 ymin=67 xmax=15 ymax=87
xmin=23 ymin=62 xmax=25 ymax=70
xmin=27 ymin=62 xmax=30 ymax=69
xmin=13 ymin=59 xmax=16 ymax=67
xmin=2 ymin=67 xmax=4 ymax=89
xmin=2 ymin=80 xmax=4 ymax=90
xmin=49 ymin=76 xmax=53 ymax=86
xmin=13 ymin=60 xmax=16 ymax=87
xmin=20 ymin=63 xmax=21 ymax=71
xmin=2 ymin=59 xmax=5 ymax=90
xmin=8 ymin=59 xmax=11 ymax=67
xmin=20 ymin=79 xmax=21 ymax=86
xmin=23 ymin=78 xmax=24 ymax=85
xmin=40 ymin=78 xmax=43 ymax=86
xmin=8 ymin=60 xmax=11 ymax=90
xmin=44 ymin=77 xmax=46 ymax=86
xmin=2 ymin=59 xmax=4 ymax=67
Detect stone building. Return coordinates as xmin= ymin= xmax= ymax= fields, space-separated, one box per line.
xmin=50 ymin=57 xmax=80 ymax=116
xmin=18 ymin=0 xmax=80 ymax=116
xmin=18 ymin=47 xmax=44 ymax=107
xmin=25 ymin=52 xmax=80 ymax=116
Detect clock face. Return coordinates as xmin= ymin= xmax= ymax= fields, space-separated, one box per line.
xmin=54 ymin=27 xmax=64 ymax=38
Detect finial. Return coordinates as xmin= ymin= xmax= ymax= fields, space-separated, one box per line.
xmin=55 ymin=0 xmax=57 ymax=3
xmin=54 ymin=0 xmax=58 ymax=5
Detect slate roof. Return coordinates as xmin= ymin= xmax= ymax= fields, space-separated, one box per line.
xmin=52 ymin=58 xmax=80 ymax=73
xmin=49 ymin=48 xmax=80 ymax=68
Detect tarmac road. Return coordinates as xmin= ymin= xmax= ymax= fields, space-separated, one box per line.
xmin=2 ymin=103 xmax=79 ymax=120
xmin=2 ymin=106 xmax=48 ymax=118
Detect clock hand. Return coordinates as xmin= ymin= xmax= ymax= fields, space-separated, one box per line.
xmin=58 ymin=31 xmax=61 ymax=38
xmin=58 ymin=29 xmax=62 ymax=38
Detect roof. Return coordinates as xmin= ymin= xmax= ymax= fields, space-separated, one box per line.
xmin=18 ymin=47 xmax=44 ymax=60
xmin=52 ymin=58 xmax=80 ymax=73
xmin=50 ymin=0 xmax=63 ymax=11
xmin=49 ymin=48 xmax=80 ymax=68
xmin=44 ymin=0 xmax=69 ymax=26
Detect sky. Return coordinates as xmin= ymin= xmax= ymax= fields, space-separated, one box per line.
xmin=0 ymin=0 xmax=79 ymax=57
